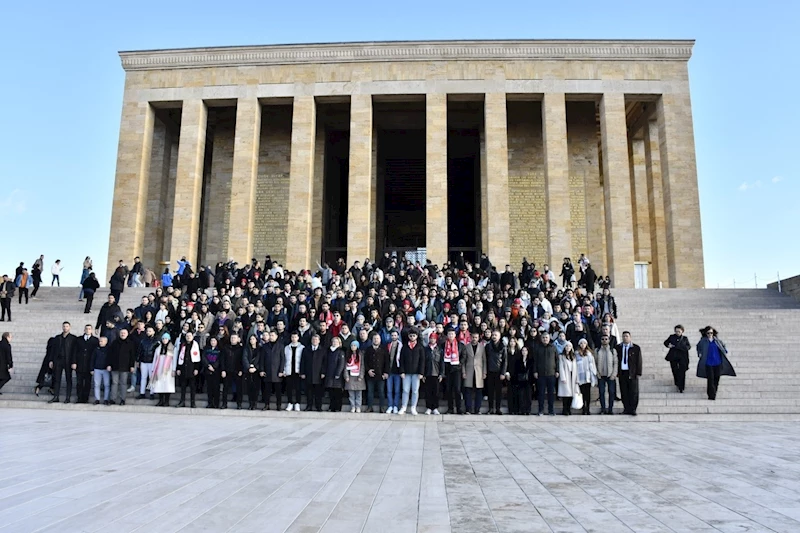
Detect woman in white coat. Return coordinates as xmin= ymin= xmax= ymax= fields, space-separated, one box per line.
xmin=150 ymin=333 xmax=176 ymax=406
xmin=557 ymin=341 xmax=579 ymax=415
xmin=575 ymin=338 xmax=598 ymax=415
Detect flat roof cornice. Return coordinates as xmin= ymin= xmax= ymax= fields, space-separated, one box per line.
xmin=119 ymin=39 xmax=695 ymax=71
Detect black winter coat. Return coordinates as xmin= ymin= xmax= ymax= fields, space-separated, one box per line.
xmin=108 ymin=337 xmax=136 ymax=371
xmin=324 ymin=347 xmax=345 ymax=389
xmin=74 ymin=335 xmax=99 ymax=373
xmin=484 ymin=341 xmax=507 ymax=374
xmin=400 ymin=342 xmax=425 ymax=376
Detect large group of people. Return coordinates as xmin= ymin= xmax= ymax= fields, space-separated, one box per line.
xmin=2 ymin=251 xmax=734 ymax=409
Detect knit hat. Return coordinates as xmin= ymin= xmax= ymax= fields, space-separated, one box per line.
xmin=350 ymin=340 xmax=360 ymax=349
xmin=161 ymin=333 xmax=171 ymax=341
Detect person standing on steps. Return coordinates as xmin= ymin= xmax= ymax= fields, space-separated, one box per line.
xmin=422 ymin=334 xmax=443 ymax=415
xmin=79 ymin=257 xmax=92 ymax=301
xmin=595 ymin=334 xmax=618 ymax=414
xmin=175 ymin=330 xmax=201 ymax=408
xmin=51 ymin=260 xmax=63 ymax=287
xmin=696 ymin=326 xmax=735 ymax=401
xmin=202 ymin=336 xmax=223 ymax=408
xmin=462 ymin=331 xmax=486 ymax=415
xmin=664 ymin=325 xmax=691 ymax=393
xmin=90 ymin=337 xmax=111 ymax=405
xmin=442 ymin=327 xmax=465 ymax=415
xmin=0 ymin=275 xmax=14 ymax=322
xmin=615 ymin=331 xmax=642 ymax=416
xmin=136 ymin=325 xmax=158 ymax=400
xmin=398 ymin=328 xmax=424 ymax=415
xmin=49 ymin=322 xmax=78 ymax=403
xmin=15 ymin=268 xmax=32 ymax=305
xmin=484 ymin=329 xmax=507 ymax=415
xmin=303 ymin=333 xmax=326 ymax=412
xmin=150 ymin=332 xmax=176 ymax=406
xmin=363 ymin=331 xmax=389 ymax=413
xmin=0 ymin=332 xmax=13 ymax=394
xmin=282 ymin=331 xmax=305 ymax=412
xmin=74 ymin=325 xmax=99 ymax=403
xmin=108 ymin=327 xmax=136 ymax=405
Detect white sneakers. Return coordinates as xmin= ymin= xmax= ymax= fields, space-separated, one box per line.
xmin=126 ymin=386 xmax=135 ymax=393
xmin=386 ymin=407 xmax=393 ymax=414
xmin=398 ymin=407 xmax=406 ymax=415
xmin=356 ymin=407 xmax=361 ymax=413
xmin=410 ymin=408 xmax=418 ymax=416
xmin=425 ymin=409 xmax=432 ymax=415
xmin=351 ymin=407 xmax=356 ymax=413
xmin=433 ymin=409 xmax=440 ymax=415
xmin=285 ymin=404 xmax=293 ymax=411
xmin=294 ymin=403 xmax=300 ymax=411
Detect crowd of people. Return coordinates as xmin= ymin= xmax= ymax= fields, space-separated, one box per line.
xmin=1 ymin=251 xmax=734 ymax=409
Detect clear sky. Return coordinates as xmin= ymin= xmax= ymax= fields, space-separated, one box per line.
xmin=1 ymin=0 xmax=797 ymax=288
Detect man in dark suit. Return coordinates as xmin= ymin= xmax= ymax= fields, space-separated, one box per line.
xmin=615 ymin=331 xmax=642 ymax=416
xmin=49 ymin=322 xmax=79 ymax=403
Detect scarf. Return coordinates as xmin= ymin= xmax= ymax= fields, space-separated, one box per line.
xmin=346 ymin=352 xmax=361 ymax=376
xmin=444 ymin=339 xmax=459 ymax=365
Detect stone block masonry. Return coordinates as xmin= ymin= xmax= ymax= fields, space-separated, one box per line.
xmin=106 ymin=40 xmax=705 ymax=287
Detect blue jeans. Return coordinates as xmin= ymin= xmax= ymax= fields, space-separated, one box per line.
xmin=464 ymin=387 xmax=483 ymax=413
xmin=366 ymin=378 xmax=385 ymax=411
xmin=599 ymin=377 xmax=616 ymax=412
xmin=537 ymin=375 xmax=556 ymax=414
xmin=93 ymin=370 xmax=110 ymax=401
xmin=401 ymin=374 xmax=420 ymax=410
xmin=78 ymin=269 xmax=90 ymax=299
xmin=387 ymin=374 xmax=401 ymax=409
xmin=130 ymin=366 xmax=138 ymax=390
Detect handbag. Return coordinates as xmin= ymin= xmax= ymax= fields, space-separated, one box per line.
xmin=571 ymin=390 xmax=583 ymax=410
xmin=42 ymin=372 xmax=53 ymax=388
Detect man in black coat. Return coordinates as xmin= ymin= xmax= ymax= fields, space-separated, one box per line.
xmin=302 ymin=333 xmax=326 ymax=411
xmin=363 ymin=331 xmax=389 ymax=413
xmin=615 ymin=331 xmax=642 ymax=416
xmin=74 ymin=325 xmax=99 ymax=403
xmin=222 ymin=333 xmax=244 ymax=409
xmin=108 ymin=328 xmax=136 ymax=405
xmin=48 ymin=322 xmax=79 ymax=403
xmin=484 ymin=330 xmax=508 ymax=415
xmin=0 ymin=275 xmax=14 ymax=322
xmin=533 ymin=332 xmax=559 ymax=416
xmin=399 ymin=329 xmax=424 ymax=415
xmin=664 ymin=325 xmax=691 ymax=393
xmin=96 ymin=295 xmax=122 ymax=330
xmin=0 ymin=332 xmax=13 ymax=393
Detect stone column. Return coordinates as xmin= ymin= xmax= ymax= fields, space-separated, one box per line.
xmin=483 ymin=93 xmax=511 ymax=267
xmin=107 ymin=100 xmax=155 ymax=283
xmin=227 ymin=98 xmax=262 ymax=265
xmin=347 ymin=94 xmax=375 ymax=263
xmin=426 ymin=93 xmax=448 ymax=265
xmin=644 ymin=119 xmax=669 ymax=287
xmin=168 ymin=99 xmax=207 ymax=269
xmin=599 ymin=93 xmax=635 ymax=288
xmin=542 ymin=93 xmax=571 ymax=267
xmin=285 ymin=95 xmax=317 ymax=271
xmin=629 ymin=138 xmax=651 ymax=266
xmin=657 ymin=93 xmax=705 ymax=288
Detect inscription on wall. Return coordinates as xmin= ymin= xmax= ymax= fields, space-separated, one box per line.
xmin=253 ymin=172 xmax=290 ymax=262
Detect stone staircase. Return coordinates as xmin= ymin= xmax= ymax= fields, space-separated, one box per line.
xmin=614 ymin=288 xmax=800 ymax=415
xmin=1 ymin=286 xmax=799 ymax=416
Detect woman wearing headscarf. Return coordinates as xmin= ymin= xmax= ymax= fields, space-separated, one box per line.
xmin=344 ymin=340 xmax=366 ymax=412
xmin=150 ymin=332 xmax=176 ymax=406
xmin=696 ymin=326 xmax=735 ymax=400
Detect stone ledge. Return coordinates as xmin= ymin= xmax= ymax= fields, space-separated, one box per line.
xmin=5 ymin=401 xmax=798 ymax=422
xmin=119 ymin=39 xmax=695 ymax=71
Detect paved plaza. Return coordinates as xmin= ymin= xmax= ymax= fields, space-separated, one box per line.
xmin=1 ymin=409 xmax=800 ymax=532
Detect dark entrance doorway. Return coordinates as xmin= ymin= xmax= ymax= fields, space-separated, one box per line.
xmin=374 ymin=100 xmax=427 ymax=257
xmin=447 ymin=101 xmax=483 ymax=263
xmin=320 ymin=103 xmax=351 ymax=266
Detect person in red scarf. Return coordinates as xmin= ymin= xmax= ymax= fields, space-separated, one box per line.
xmin=442 ymin=327 xmax=466 ymax=414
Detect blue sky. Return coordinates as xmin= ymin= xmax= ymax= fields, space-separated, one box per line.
xmin=1 ymin=0 xmax=797 ymax=288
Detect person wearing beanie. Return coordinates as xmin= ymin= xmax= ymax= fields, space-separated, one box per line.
xmin=345 ymin=340 xmax=365 ymax=413
xmin=150 ymin=332 xmax=175 ymax=406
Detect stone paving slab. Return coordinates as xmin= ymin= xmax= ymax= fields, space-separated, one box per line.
xmin=2 ymin=408 xmax=800 ymax=532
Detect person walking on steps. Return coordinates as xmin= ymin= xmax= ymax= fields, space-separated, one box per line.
xmin=0 ymin=275 xmax=15 ymax=321
xmin=696 ymin=326 xmax=735 ymax=401
xmin=15 ymin=268 xmax=32 ymax=305
xmin=664 ymin=325 xmax=691 ymax=393
xmin=0 ymin=332 xmax=13 ymax=394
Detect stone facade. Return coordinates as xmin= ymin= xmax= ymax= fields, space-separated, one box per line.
xmin=107 ymin=39 xmax=705 ymax=287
